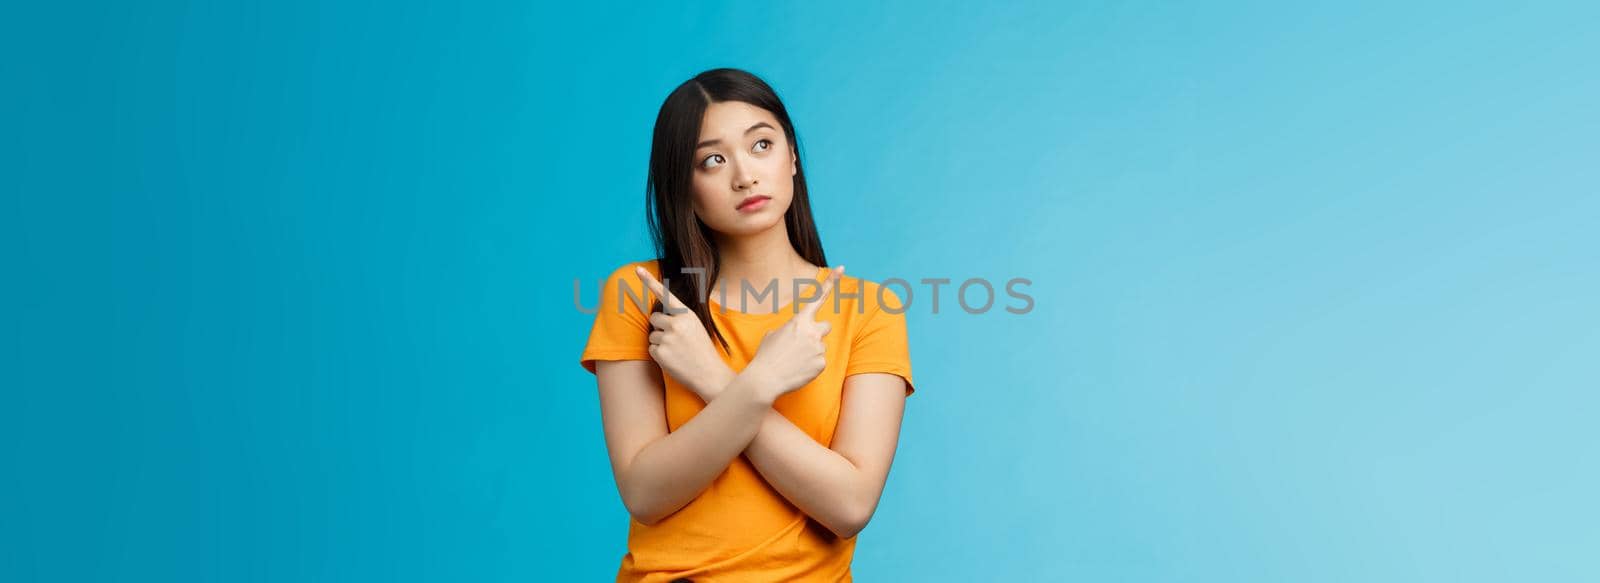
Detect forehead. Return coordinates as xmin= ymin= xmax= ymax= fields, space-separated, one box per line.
xmin=698 ymin=101 xmax=783 ymax=141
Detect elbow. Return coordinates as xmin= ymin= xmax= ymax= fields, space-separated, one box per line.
xmin=617 ymin=461 xmax=692 ymax=526
xmin=824 ymin=500 xmax=876 ymax=540
xmin=826 ymin=517 xmax=867 ymax=540
xmin=619 ymin=480 xmax=667 ymax=526
xmin=623 ymin=499 xmax=666 ymax=526
xmin=629 ymin=508 xmax=664 ymax=527
xmin=625 ymin=501 xmax=670 ymax=527
xmin=827 ymin=521 xmax=865 ymax=540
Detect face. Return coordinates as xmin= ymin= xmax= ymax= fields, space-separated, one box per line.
xmin=689 ymin=101 xmax=798 ymax=238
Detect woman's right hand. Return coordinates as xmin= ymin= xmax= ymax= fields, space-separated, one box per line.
xmin=745 ymin=266 xmax=844 ymax=400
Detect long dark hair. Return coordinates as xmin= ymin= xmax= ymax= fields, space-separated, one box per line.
xmin=646 ymin=68 xmax=828 ymax=353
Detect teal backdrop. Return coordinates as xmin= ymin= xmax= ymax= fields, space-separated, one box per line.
xmin=5 ymin=1 xmax=1597 ymax=581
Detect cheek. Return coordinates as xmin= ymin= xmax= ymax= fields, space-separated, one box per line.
xmin=763 ymin=155 xmax=795 ymax=198
xmin=763 ymin=148 xmax=791 ymax=175
xmin=690 ymin=178 xmax=723 ymax=217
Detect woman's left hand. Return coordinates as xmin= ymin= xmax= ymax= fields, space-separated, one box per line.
xmin=636 ymin=266 xmax=734 ymax=401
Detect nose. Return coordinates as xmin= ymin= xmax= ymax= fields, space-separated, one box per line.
xmin=731 ymin=156 xmax=758 ymax=191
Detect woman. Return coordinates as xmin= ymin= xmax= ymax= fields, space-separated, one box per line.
xmin=579 ymin=68 xmax=916 ymax=582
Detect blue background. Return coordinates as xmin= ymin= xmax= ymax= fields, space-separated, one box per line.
xmin=6 ymin=1 xmax=1597 ymax=581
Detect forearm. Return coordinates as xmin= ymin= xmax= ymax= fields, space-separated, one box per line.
xmin=699 ymin=367 xmax=871 ymax=538
xmin=745 ymin=410 xmax=871 ymax=538
xmin=620 ymin=372 xmax=772 ymax=525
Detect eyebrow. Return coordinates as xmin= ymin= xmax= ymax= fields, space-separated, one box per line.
xmin=696 ymin=122 xmax=777 ymax=150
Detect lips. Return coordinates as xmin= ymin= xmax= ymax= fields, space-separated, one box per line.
xmin=736 ymin=195 xmax=771 ymax=212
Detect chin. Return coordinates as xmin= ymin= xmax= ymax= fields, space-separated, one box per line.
xmin=712 ymin=212 xmax=784 ymax=237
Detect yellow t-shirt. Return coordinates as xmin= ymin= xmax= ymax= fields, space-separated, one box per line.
xmin=580 ymin=259 xmax=915 ymax=582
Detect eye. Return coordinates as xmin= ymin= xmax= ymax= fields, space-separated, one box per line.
xmin=753 ymin=139 xmax=772 ymax=153
xmin=700 ymin=153 xmax=725 ymax=170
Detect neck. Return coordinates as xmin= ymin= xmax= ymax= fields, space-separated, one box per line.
xmin=713 ymin=219 xmax=816 ymax=296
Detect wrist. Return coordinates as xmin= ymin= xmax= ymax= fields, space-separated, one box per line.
xmin=733 ymin=364 xmax=779 ymax=405
xmin=697 ymin=362 xmax=736 ymax=399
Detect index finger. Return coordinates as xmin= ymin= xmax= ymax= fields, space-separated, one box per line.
xmin=798 ymin=265 xmax=844 ymax=320
xmin=634 ymin=266 xmax=687 ymax=314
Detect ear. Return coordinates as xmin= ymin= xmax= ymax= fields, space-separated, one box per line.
xmin=791 ymin=150 xmax=798 ymax=177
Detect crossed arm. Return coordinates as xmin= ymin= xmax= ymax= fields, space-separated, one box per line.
xmin=595 ymin=269 xmax=908 ymax=539
xmin=597 ymin=360 xmax=906 ymax=539
xmin=703 ymin=364 xmax=905 ymax=539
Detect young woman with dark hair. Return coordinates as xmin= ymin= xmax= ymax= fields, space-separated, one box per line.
xmin=581 ymin=68 xmax=915 ymax=582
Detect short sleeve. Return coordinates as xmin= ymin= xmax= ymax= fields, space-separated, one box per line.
xmin=579 ymin=262 xmax=654 ymax=374
xmin=845 ymin=283 xmax=916 ymax=396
